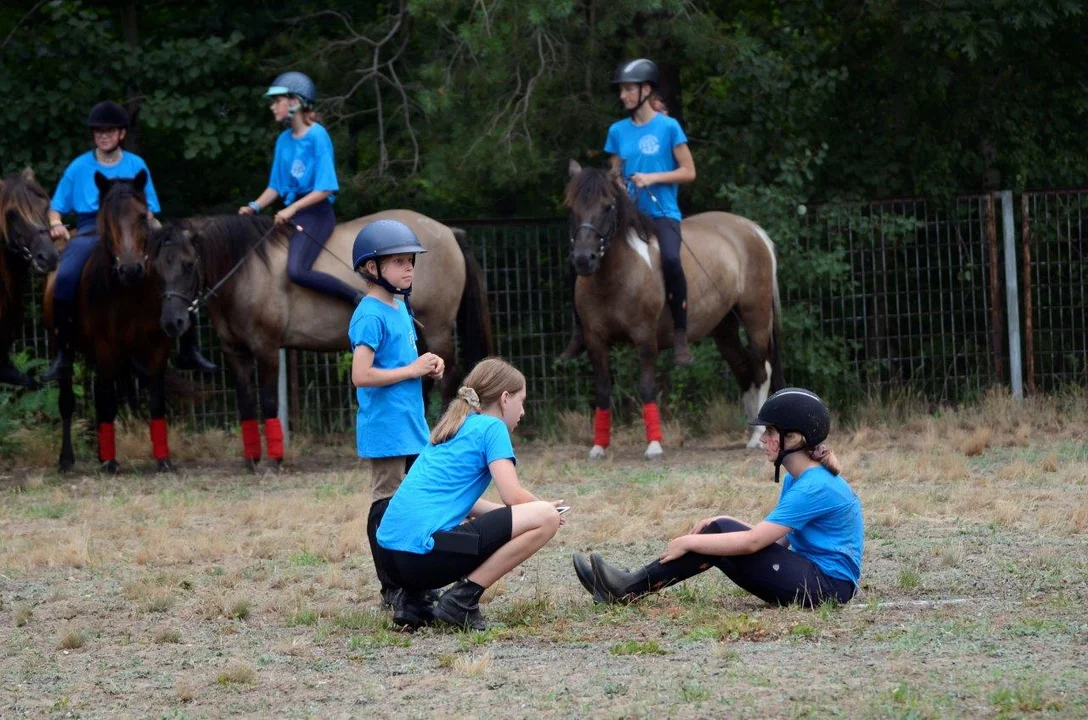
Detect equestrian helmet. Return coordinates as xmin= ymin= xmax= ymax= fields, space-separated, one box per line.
xmin=264 ymin=71 xmax=318 ymax=106
xmin=87 ymin=101 xmax=130 ymax=129
xmin=749 ymin=388 xmax=830 ymax=448
xmin=611 ymin=59 xmax=659 ymax=87
xmin=352 ymin=220 xmax=427 ymax=270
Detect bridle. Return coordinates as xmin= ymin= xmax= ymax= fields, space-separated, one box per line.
xmin=570 ymin=202 xmax=618 ymax=260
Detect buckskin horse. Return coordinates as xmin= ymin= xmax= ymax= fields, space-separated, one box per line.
xmin=0 ymin=169 xmax=59 ymax=387
xmin=565 ymin=160 xmax=783 ymax=459
xmin=154 ymin=209 xmax=492 ymax=468
xmin=44 ymin=170 xmax=176 ymax=472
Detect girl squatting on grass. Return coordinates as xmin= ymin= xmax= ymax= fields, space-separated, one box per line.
xmin=574 ymin=388 xmax=864 ymax=607
xmin=376 ymin=358 xmax=565 ymax=631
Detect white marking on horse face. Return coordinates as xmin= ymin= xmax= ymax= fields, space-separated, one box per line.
xmin=645 ymin=440 xmax=664 ymax=459
xmin=589 ymin=445 xmax=607 ymax=460
xmin=626 ymin=229 xmax=654 ymax=271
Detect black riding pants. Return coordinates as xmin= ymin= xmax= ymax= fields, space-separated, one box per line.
xmin=286 ymin=202 xmax=358 ymax=303
xmin=652 ymin=217 xmax=687 ymax=331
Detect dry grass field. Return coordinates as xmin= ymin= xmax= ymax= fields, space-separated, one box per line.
xmin=2 ymin=389 xmax=1086 ymax=718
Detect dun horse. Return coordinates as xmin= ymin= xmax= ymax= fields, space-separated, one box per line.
xmin=565 ymin=160 xmax=783 ymax=458
xmin=0 ymin=169 xmax=59 ymax=387
xmin=44 ymin=170 xmax=176 ymax=472
xmin=154 ymin=210 xmax=492 ymax=468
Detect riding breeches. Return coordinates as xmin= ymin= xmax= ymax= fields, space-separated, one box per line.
xmin=53 ymin=233 xmax=99 ymax=303
xmin=652 ymin=217 xmax=687 ymax=330
xmin=286 ymin=202 xmax=358 ymax=304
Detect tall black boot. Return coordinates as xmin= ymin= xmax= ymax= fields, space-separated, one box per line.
xmin=174 ymin=320 xmax=217 ymax=372
xmin=434 ymin=578 xmax=487 ymax=631
xmin=41 ymin=300 xmax=75 ymax=383
xmin=589 ymin=552 xmax=712 ymax=603
xmin=665 ymin=270 xmax=693 ymax=366
xmin=367 ymin=498 xmax=397 ymax=602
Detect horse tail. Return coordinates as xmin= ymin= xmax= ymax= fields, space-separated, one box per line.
xmin=768 ymin=233 xmax=786 ymax=391
xmin=452 ymin=227 xmax=493 ymax=371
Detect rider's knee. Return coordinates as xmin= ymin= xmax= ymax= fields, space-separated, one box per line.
xmin=662 ymin=255 xmax=684 ymax=277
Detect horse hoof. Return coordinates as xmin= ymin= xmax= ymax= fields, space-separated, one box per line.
xmin=102 ymin=460 xmax=119 ymax=475
xmin=644 ymin=441 xmax=664 ymax=460
xmin=157 ymin=459 xmax=176 ymax=473
xmin=58 ymin=458 xmax=75 ymax=474
xmin=588 ymin=445 xmax=606 ymax=460
xmin=244 ymin=458 xmax=260 ymax=473
xmin=266 ymin=460 xmax=282 ymax=475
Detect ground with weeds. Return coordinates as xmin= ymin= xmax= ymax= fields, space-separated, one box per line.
xmin=2 ymin=392 xmax=1087 ymax=718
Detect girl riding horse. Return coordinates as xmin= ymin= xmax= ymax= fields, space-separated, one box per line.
xmin=238 ymin=71 xmax=360 ymax=306
xmin=43 ymin=100 xmax=214 ymax=382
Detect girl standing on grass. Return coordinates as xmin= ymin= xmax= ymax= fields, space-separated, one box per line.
xmin=376 ymin=357 xmax=565 ymax=631
xmin=574 ymin=388 xmax=863 ymax=607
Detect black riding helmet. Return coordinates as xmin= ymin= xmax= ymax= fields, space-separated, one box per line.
xmin=611 ymin=58 xmax=659 ymax=117
xmin=749 ymin=388 xmax=831 ymax=483
xmin=87 ymin=101 xmax=130 ymax=129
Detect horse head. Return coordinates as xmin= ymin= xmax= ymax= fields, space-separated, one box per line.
xmin=0 ymin=168 xmax=59 ymax=273
xmin=150 ymin=223 xmax=201 ymax=338
xmin=95 ymin=169 xmax=150 ymax=287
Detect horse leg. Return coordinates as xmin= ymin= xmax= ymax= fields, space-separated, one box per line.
xmin=637 ymin=340 xmax=664 ymax=459
xmin=58 ymin=373 xmax=77 ymax=472
xmin=146 ymin=370 xmax=174 ymax=473
xmin=587 ymin=339 xmax=612 ymax=460
xmin=255 ymin=353 xmax=284 ymax=469
xmin=94 ymin=372 xmax=120 ymax=474
xmin=225 ymin=346 xmax=261 ymax=471
xmin=712 ymin=311 xmax=771 ymax=449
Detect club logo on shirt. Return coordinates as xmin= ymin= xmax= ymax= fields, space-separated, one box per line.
xmin=638 ymin=134 xmax=660 ymax=155
xmin=291 ymin=159 xmax=306 ymax=179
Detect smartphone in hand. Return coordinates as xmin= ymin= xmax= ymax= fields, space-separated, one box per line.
xmin=556 ymin=506 xmax=571 ymax=515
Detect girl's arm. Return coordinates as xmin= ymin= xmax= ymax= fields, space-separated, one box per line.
xmin=489 ymin=458 xmax=539 ymax=506
xmin=632 ymin=144 xmax=696 ymax=187
xmin=239 ymin=187 xmax=280 ymax=215
xmin=660 ymin=520 xmax=789 ymax=562
xmin=275 ymin=190 xmax=332 ymax=224
xmin=468 ymin=499 xmax=504 ymax=518
xmin=351 ymin=346 xmax=438 ymax=388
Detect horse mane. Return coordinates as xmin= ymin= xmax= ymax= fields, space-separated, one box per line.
xmin=84 ymin=179 xmax=148 ymax=303
xmin=0 ymin=171 xmax=49 ymax=242
xmin=564 ymin=167 xmax=656 ymax=243
xmin=183 ymin=214 xmax=287 ymax=286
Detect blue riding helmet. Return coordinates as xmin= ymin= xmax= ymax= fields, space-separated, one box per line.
xmin=264 ymin=71 xmax=318 ymax=107
xmin=352 ymin=219 xmax=427 ymax=271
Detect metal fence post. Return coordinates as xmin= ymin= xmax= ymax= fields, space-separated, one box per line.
xmin=999 ymin=191 xmax=1023 ymax=399
xmin=278 ymin=347 xmax=290 ymax=446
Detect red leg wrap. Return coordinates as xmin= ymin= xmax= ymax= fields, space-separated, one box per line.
xmin=643 ymin=402 xmax=663 ymax=443
xmin=593 ymin=408 xmax=612 ymax=448
xmin=98 ymin=423 xmax=116 ymax=463
xmin=265 ymin=418 xmax=284 ymax=461
xmin=150 ymin=418 xmax=170 ymax=461
xmin=241 ymin=419 xmax=261 ymax=461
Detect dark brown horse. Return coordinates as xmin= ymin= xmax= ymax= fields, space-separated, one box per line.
xmin=44 ymin=170 xmax=175 ymax=472
xmin=0 ymin=169 xmax=59 ymax=387
xmin=153 ymin=210 xmax=492 ymax=468
xmin=565 ymin=160 xmax=784 ymax=459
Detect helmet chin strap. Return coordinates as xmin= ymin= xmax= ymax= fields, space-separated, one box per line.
xmin=773 ymin=445 xmax=809 ymax=483
xmin=627 ymin=86 xmax=653 ymax=118
xmin=359 ymin=262 xmax=416 ymax=317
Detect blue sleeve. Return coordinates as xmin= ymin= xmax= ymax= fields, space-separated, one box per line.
xmin=765 ymin=484 xmax=829 ymax=530
xmin=51 ymin=161 xmax=77 ymax=214
xmin=604 ymin=123 xmax=620 ymax=155
xmin=134 ymin=158 xmax=162 ymax=213
xmin=482 ymin=419 xmax=516 ymax=465
xmin=349 ymin=313 xmax=383 ymax=351
xmin=268 ymin=134 xmax=288 ymax=195
xmin=311 ymin=126 xmax=339 ymax=193
xmin=670 ymin=118 xmax=689 ymax=147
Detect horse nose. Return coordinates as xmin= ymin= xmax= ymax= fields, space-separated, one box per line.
xmin=118 ymin=263 xmax=144 ymax=285
xmin=36 ymin=249 xmax=58 ymax=272
xmin=162 ymin=314 xmax=189 ymax=337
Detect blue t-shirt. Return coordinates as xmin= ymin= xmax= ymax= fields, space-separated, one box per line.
xmin=268 ymin=123 xmax=339 ymax=205
xmin=764 ymin=466 xmax=864 ymax=584
xmin=50 ymin=151 xmax=162 ymax=215
xmin=604 ymin=113 xmax=688 ymax=220
xmin=348 ymin=296 xmax=428 ymax=458
xmin=377 ymin=413 xmax=516 ymax=554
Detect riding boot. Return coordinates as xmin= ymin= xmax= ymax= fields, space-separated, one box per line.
xmin=392 ymin=589 xmax=435 ymax=630
xmin=572 ymin=552 xmax=608 ymax=603
xmin=41 ymin=300 xmax=75 ymax=383
xmin=589 ymin=552 xmax=712 ymax=603
xmin=433 ymin=578 xmax=487 ymax=631
xmin=672 ymin=329 xmax=694 ymax=366
xmin=367 ymin=498 xmax=397 ymax=597
xmin=174 ymin=322 xmax=217 ymax=373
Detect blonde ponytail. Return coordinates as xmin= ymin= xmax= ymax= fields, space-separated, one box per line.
xmin=810 ymin=444 xmax=842 ymax=476
xmin=429 ymin=357 xmax=525 ymax=444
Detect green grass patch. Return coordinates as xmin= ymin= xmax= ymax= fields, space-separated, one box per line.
xmin=348 ymin=631 xmax=411 ymax=650
xmin=609 ymin=639 xmax=667 ymax=656
xmin=287 ymin=608 xmax=320 ymax=627
xmin=24 ymin=503 xmax=75 ymax=520
xmin=288 ymin=551 xmax=327 ymax=567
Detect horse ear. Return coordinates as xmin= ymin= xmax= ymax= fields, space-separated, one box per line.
xmin=22 ymin=167 xmax=36 ymax=182
xmin=94 ymin=171 xmax=110 ymax=194
xmin=134 ymin=169 xmax=148 ymax=192
xmin=568 ymin=159 xmax=582 ymax=178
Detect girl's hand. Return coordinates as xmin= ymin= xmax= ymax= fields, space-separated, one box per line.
xmin=49 ymin=223 xmax=70 ymax=242
xmin=411 ymin=352 xmax=441 ymax=378
xmin=274 ymin=206 xmax=296 ymax=225
xmin=550 ymin=499 xmax=567 ymax=526
xmin=659 ymin=535 xmax=690 ymax=563
xmin=630 ymin=173 xmax=655 ymax=188
xmin=427 ymin=355 xmax=445 ymax=380
xmin=238 ymin=205 xmax=255 ymax=216
xmin=688 ymin=517 xmax=716 ymax=535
